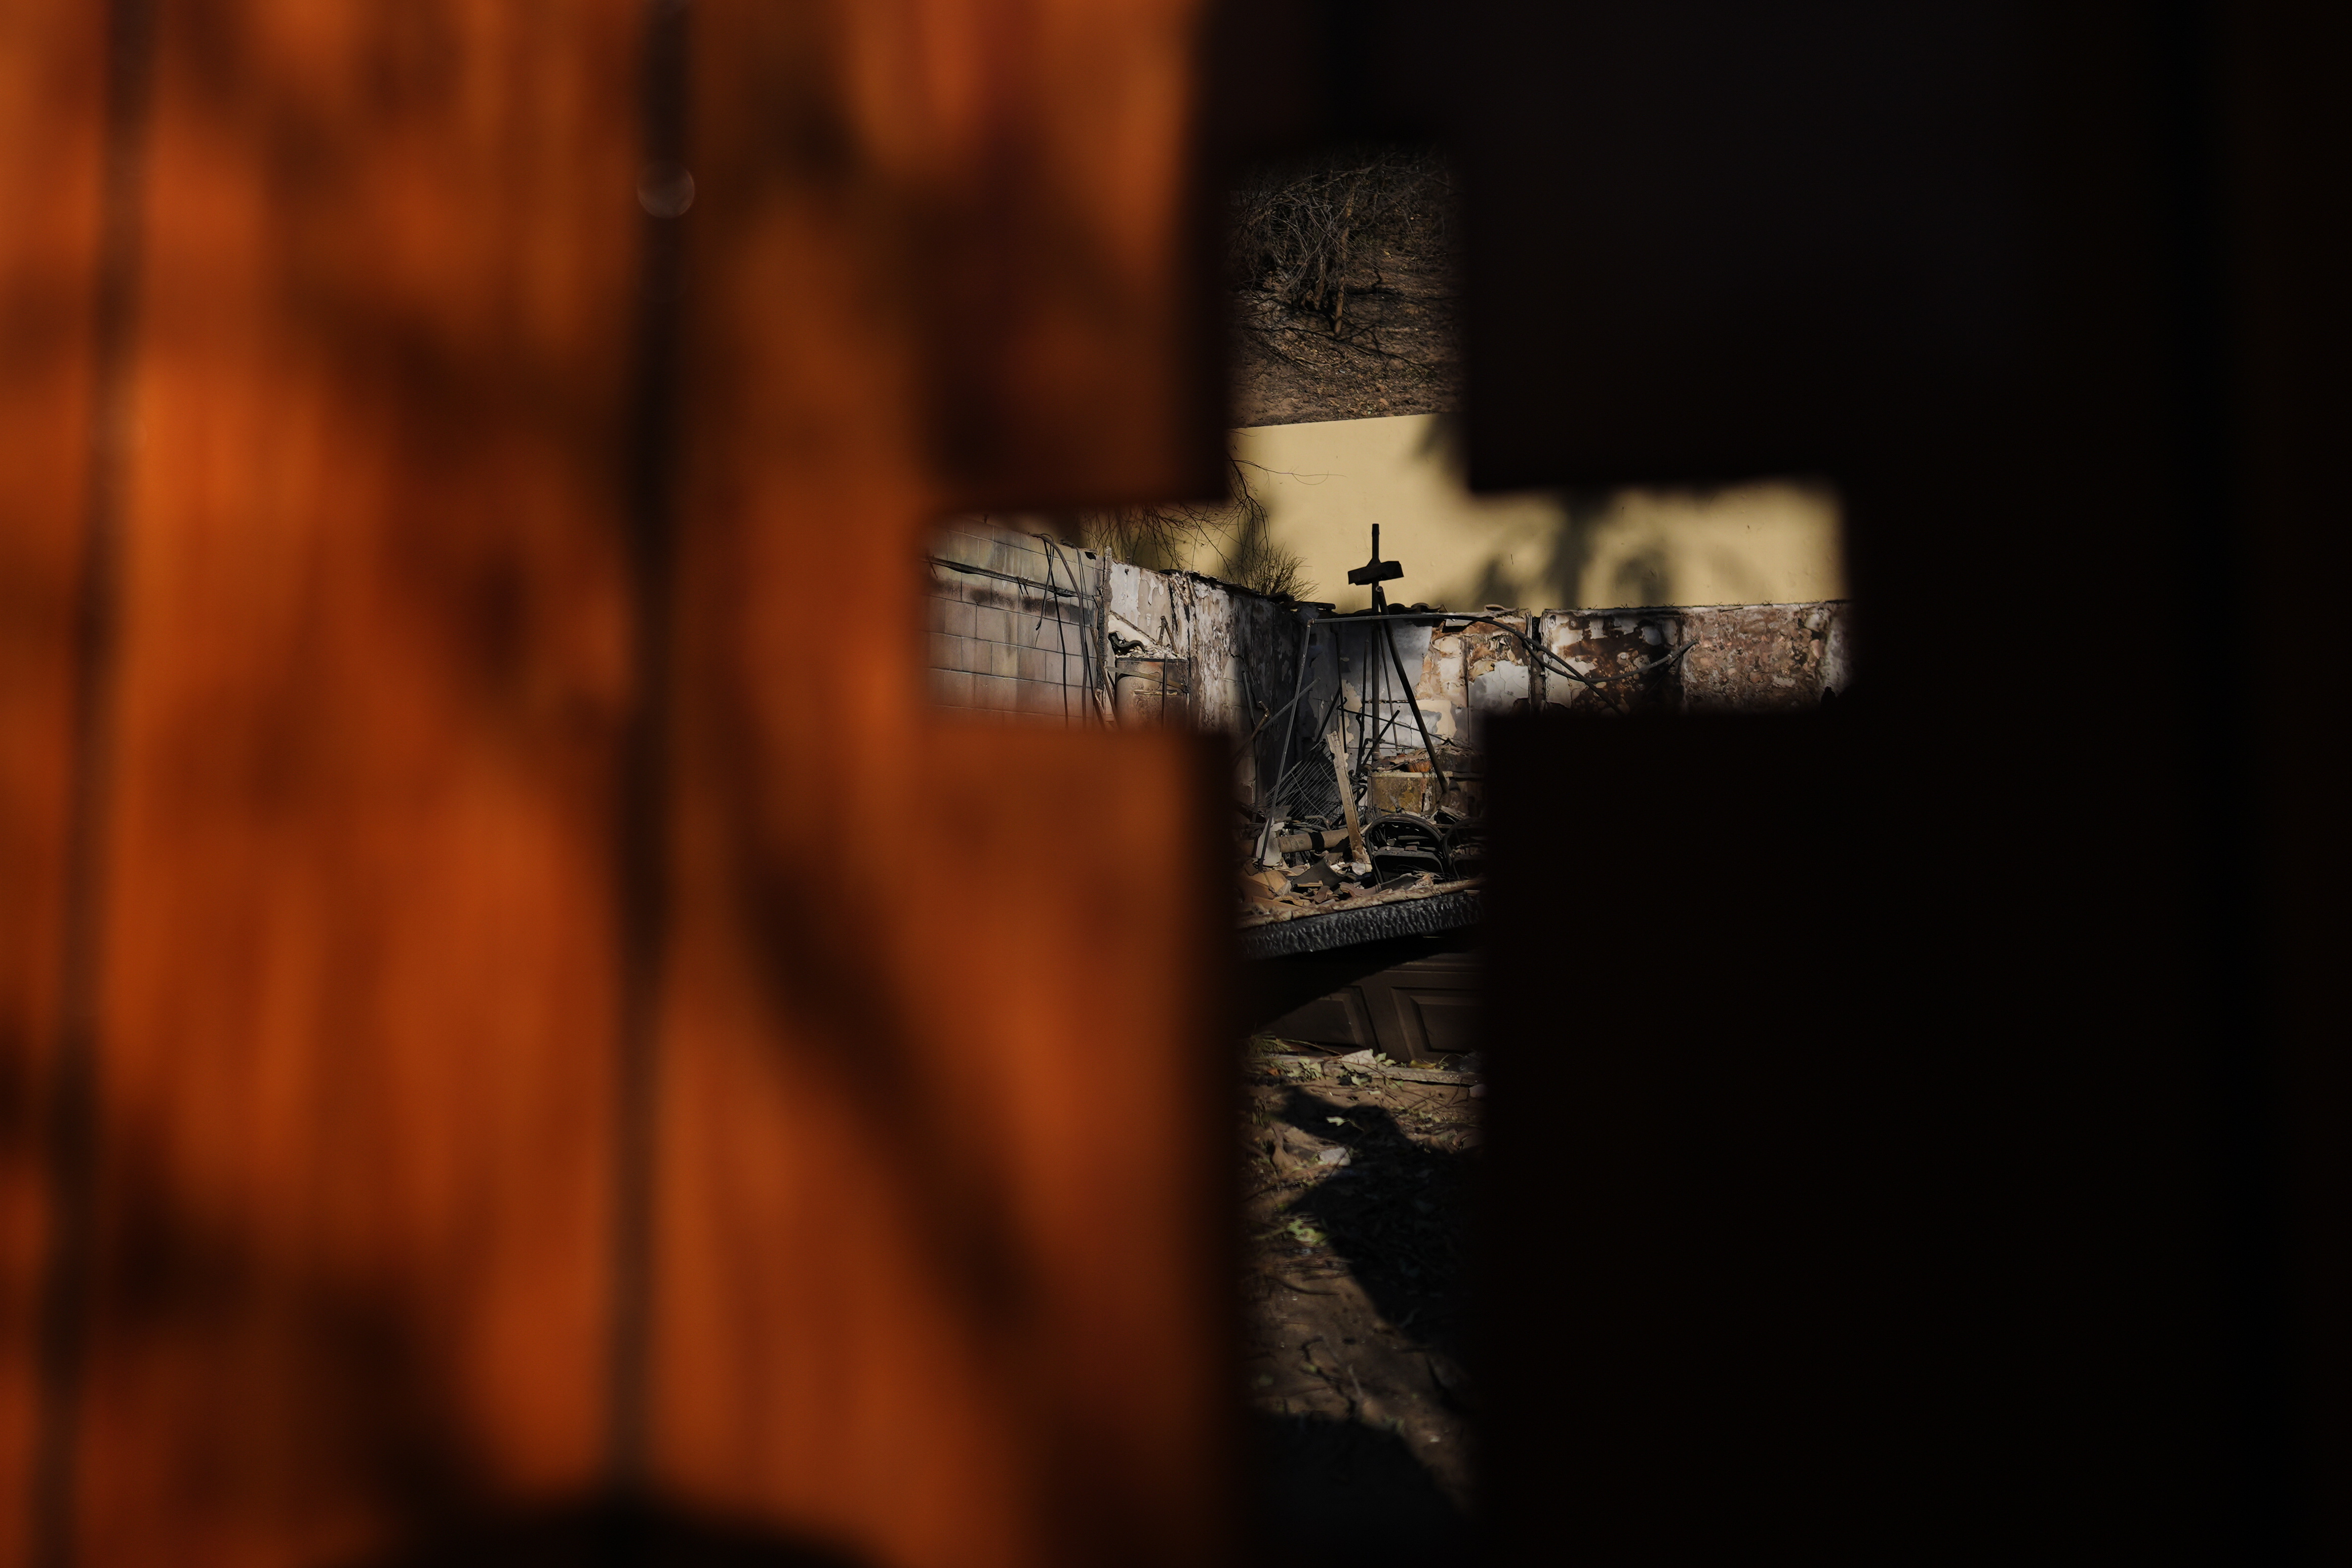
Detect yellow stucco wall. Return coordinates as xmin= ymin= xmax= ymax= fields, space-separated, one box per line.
xmin=1227 ymin=414 xmax=1846 ymax=612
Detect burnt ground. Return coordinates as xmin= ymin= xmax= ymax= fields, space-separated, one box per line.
xmin=1228 ymin=258 xmax=1462 ymax=430
xmin=1227 ymin=187 xmax=1462 ymax=430
xmin=1237 ymin=1051 xmax=1482 ymax=1566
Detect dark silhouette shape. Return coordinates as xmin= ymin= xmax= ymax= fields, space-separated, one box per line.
xmin=1272 ymin=1086 xmax=1478 ymax=1367
xmin=1246 ymin=1412 xmax=1475 ymax=1568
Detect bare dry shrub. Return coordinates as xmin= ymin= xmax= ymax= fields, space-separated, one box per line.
xmin=1230 ymin=145 xmax=1455 ymax=341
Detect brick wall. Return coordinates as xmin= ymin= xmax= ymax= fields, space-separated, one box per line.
xmin=926 ymin=520 xmax=1103 ymax=723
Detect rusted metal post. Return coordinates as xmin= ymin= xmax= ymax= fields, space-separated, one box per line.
xmin=1326 ymin=728 xmax=1366 ymax=867
xmin=1256 ymin=613 xmax=1317 ymax=866
xmin=1530 ymin=609 xmax=1548 ymax=713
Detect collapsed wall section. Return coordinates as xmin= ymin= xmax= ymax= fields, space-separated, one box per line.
xmin=1323 ymin=600 xmax=1856 ymax=750
xmin=926 ymin=518 xmax=1312 ymax=810
xmin=927 ymin=520 xmax=1855 ymax=832
xmin=926 ymin=519 xmax=1102 ymax=723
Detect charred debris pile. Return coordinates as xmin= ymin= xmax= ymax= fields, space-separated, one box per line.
xmin=1235 ymin=524 xmax=1693 ymax=955
xmin=1235 ymin=613 xmax=1501 ymax=937
xmin=1231 ymin=538 xmax=1851 ymax=959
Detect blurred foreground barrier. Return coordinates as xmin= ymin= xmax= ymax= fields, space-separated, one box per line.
xmin=1457 ymin=2 xmax=2352 ymax=1563
xmin=2 ymin=3 xmax=1229 ymax=1565
xmin=8 ymin=2 xmax=2350 ymax=1565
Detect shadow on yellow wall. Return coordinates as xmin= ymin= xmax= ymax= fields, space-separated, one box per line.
xmin=1226 ymin=414 xmax=1845 ymax=611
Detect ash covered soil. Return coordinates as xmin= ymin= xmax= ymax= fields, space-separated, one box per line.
xmin=1237 ymin=1049 xmax=1481 ymax=1565
xmin=1225 ymin=152 xmax=1463 ymax=430
xmin=1229 ymin=248 xmax=1462 ymax=430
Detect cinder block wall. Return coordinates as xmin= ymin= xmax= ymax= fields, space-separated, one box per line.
xmin=927 ymin=520 xmax=1101 ymax=722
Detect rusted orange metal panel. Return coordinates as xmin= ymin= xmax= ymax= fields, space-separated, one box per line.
xmin=3 ymin=1 xmax=1231 ymax=1564
xmin=59 ymin=4 xmax=645 ymax=1563
xmin=672 ymin=0 xmax=1221 ymax=509
xmin=650 ymin=5 xmax=1229 ymax=1563
xmin=0 ymin=0 xmax=107 ymax=1545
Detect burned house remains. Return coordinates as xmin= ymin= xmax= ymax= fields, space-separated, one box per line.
xmin=930 ymin=517 xmax=1853 ymax=1059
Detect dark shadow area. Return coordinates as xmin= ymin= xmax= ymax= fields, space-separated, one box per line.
xmin=1271 ymin=1086 xmax=1475 ymax=1364
xmin=1236 ymin=926 xmax=1478 ymax=1036
xmin=1246 ymin=1411 xmax=1476 ymax=1568
xmin=361 ymin=1495 xmax=869 ymax=1568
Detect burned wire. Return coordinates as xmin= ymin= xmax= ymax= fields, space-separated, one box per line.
xmin=1425 ymin=613 xmax=1699 ymax=715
